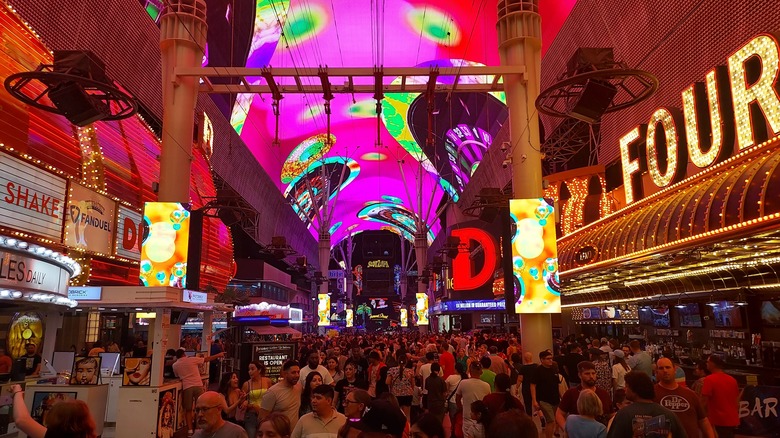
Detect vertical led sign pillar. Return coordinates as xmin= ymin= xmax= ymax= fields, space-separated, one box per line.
xmin=140 ymin=202 xmax=190 ymax=287
xmin=317 ymin=294 xmax=331 ymax=326
xmin=510 ymin=199 xmax=560 ymax=313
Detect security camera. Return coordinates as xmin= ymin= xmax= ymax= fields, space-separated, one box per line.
xmin=500 ymin=142 xmax=510 ymax=152
xmin=502 ymin=158 xmax=512 ymax=169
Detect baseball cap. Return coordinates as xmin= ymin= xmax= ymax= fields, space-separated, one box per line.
xmin=613 ymin=350 xmax=625 ymax=359
xmin=350 ymin=399 xmax=406 ymax=436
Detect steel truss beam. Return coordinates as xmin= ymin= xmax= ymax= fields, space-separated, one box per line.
xmin=176 ymin=66 xmax=525 ymax=94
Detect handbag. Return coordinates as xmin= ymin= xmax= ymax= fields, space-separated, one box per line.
xmin=557 ymin=373 xmax=569 ymax=398
xmin=235 ymin=381 xmax=250 ymax=422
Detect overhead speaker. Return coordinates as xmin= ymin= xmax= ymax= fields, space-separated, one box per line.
xmin=48 ymin=82 xmax=109 ymax=126
xmin=569 ymin=80 xmax=618 ymax=124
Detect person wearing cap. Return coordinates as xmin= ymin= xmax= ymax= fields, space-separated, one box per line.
xmin=291 ymin=384 xmax=346 ymax=438
xmin=338 ymin=399 xmax=407 ymax=438
xmin=456 ymin=361 xmax=491 ymax=438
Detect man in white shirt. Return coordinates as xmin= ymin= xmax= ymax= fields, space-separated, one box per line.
xmin=260 ymin=360 xmax=303 ymax=430
xmin=456 ymin=361 xmax=491 ymax=438
xmin=291 ymin=384 xmax=346 ymax=438
xmin=418 ymin=352 xmax=436 ymax=401
xmin=299 ymin=351 xmax=334 ymax=386
xmin=173 ymin=348 xmax=225 ymax=434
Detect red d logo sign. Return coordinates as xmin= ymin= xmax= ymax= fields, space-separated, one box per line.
xmin=451 ymin=228 xmax=498 ymax=291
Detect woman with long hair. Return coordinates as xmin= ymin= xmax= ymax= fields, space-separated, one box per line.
xmin=385 ymin=350 xmax=415 ymax=419
xmin=9 ymin=384 xmax=97 ymax=438
xmin=241 ymin=361 xmax=273 ymax=438
xmin=217 ymin=372 xmax=244 ymax=425
xmin=325 ymin=355 xmax=344 ymax=384
xmin=258 ymin=412 xmax=291 ymax=438
xmin=466 ymin=400 xmax=491 ymax=438
xmin=299 ymin=371 xmax=323 ymax=416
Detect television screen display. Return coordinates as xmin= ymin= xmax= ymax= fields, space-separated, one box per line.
xmin=581 ymin=307 xmax=602 ymax=320
xmin=712 ymin=302 xmax=743 ymax=328
xmin=761 ymin=301 xmax=780 ymax=326
xmin=654 ymin=306 xmax=670 ymax=327
xmin=677 ymin=303 xmax=703 ymax=327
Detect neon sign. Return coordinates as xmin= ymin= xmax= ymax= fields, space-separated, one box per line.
xmin=450 ymin=227 xmax=498 ymax=291
xmin=621 ymin=33 xmax=780 ymax=204
xmin=367 ymin=260 xmax=390 ymax=268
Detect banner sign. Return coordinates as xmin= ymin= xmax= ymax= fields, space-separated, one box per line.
xmin=0 ymin=248 xmax=70 ymax=295
xmin=433 ymin=300 xmax=506 ymax=313
xmin=65 ymin=183 xmax=116 ymax=255
xmin=182 ymin=290 xmax=207 ymax=304
xmin=738 ymin=385 xmax=780 ymax=437
xmin=68 ymin=286 xmax=102 ymax=301
xmin=0 ymin=152 xmax=66 ymax=240
xmin=116 ymin=206 xmax=143 ymax=260
xmin=251 ymin=343 xmax=297 ymax=380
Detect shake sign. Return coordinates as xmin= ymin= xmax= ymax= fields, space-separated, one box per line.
xmin=0 ymin=151 xmax=66 ymax=241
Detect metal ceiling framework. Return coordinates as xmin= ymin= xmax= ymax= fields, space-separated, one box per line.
xmin=174 ymin=66 xmax=524 ymax=95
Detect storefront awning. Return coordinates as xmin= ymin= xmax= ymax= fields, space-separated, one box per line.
xmin=248 ymin=325 xmax=302 ymax=339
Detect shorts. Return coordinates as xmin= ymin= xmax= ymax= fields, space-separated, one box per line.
xmin=538 ymin=401 xmax=558 ymax=424
xmin=182 ymin=386 xmax=205 ymax=410
xmin=397 ymin=395 xmax=413 ymax=406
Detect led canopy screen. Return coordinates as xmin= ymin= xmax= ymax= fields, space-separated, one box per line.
xmin=140 ymin=203 xmax=190 ymax=287
xmin=228 ymin=1 xmax=577 ymax=246
xmin=510 ymin=199 xmax=561 ymax=314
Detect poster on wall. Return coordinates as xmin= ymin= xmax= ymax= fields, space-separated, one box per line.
xmin=415 ymin=293 xmax=429 ymax=325
xmin=140 ymin=202 xmax=190 ymax=288
xmin=252 ymin=343 xmax=297 ymax=380
xmin=115 ymin=206 xmax=143 ymax=260
xmin=122 ymin=357 xmax=152 ymax=386
xmin=317 ymin=294 xmax=330 ymax=326
xmin=31 ymin=392 xmax=76 ymax=425
xmin=7 ymin=312 xmax=44 ymax=359
xmin=70 ymin=356 xmax=101 ymax=385
xmin=64 ymin=182 xmax=116 ymax=255
xmin=509 ymin=199 xmax=561 ymax=314
xmin=400 ymin=308 xmax=408 ymax=327
xmin=158 ymin=387 xmax=177 ymax=438
xmin=345 ymin=309 xmax=353 ymax=328
xmin=0 ymin=151 xmax=67 ymax=241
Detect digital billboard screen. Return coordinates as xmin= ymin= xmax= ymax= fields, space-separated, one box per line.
xmin=509 ymin=199 xmax=560 ymax=313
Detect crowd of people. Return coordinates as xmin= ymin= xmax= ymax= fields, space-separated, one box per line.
xmin=207 ymin=331 xmax=742 ymax=438
xmin=5 ymin=331 xmax=743 ymax=438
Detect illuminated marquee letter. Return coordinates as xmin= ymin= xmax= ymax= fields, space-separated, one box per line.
xmin=646 ymin=108 xmax=687 ymax=188
xmin=683 ymin=67 xmax=734 ymax=168
xmin=728 ymin=34 xmax=780 ymax=150
xmin=619 ymin=126 xmax=646 ymax=204
xmin=451 ymin=228 xmax=497 ymax=291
